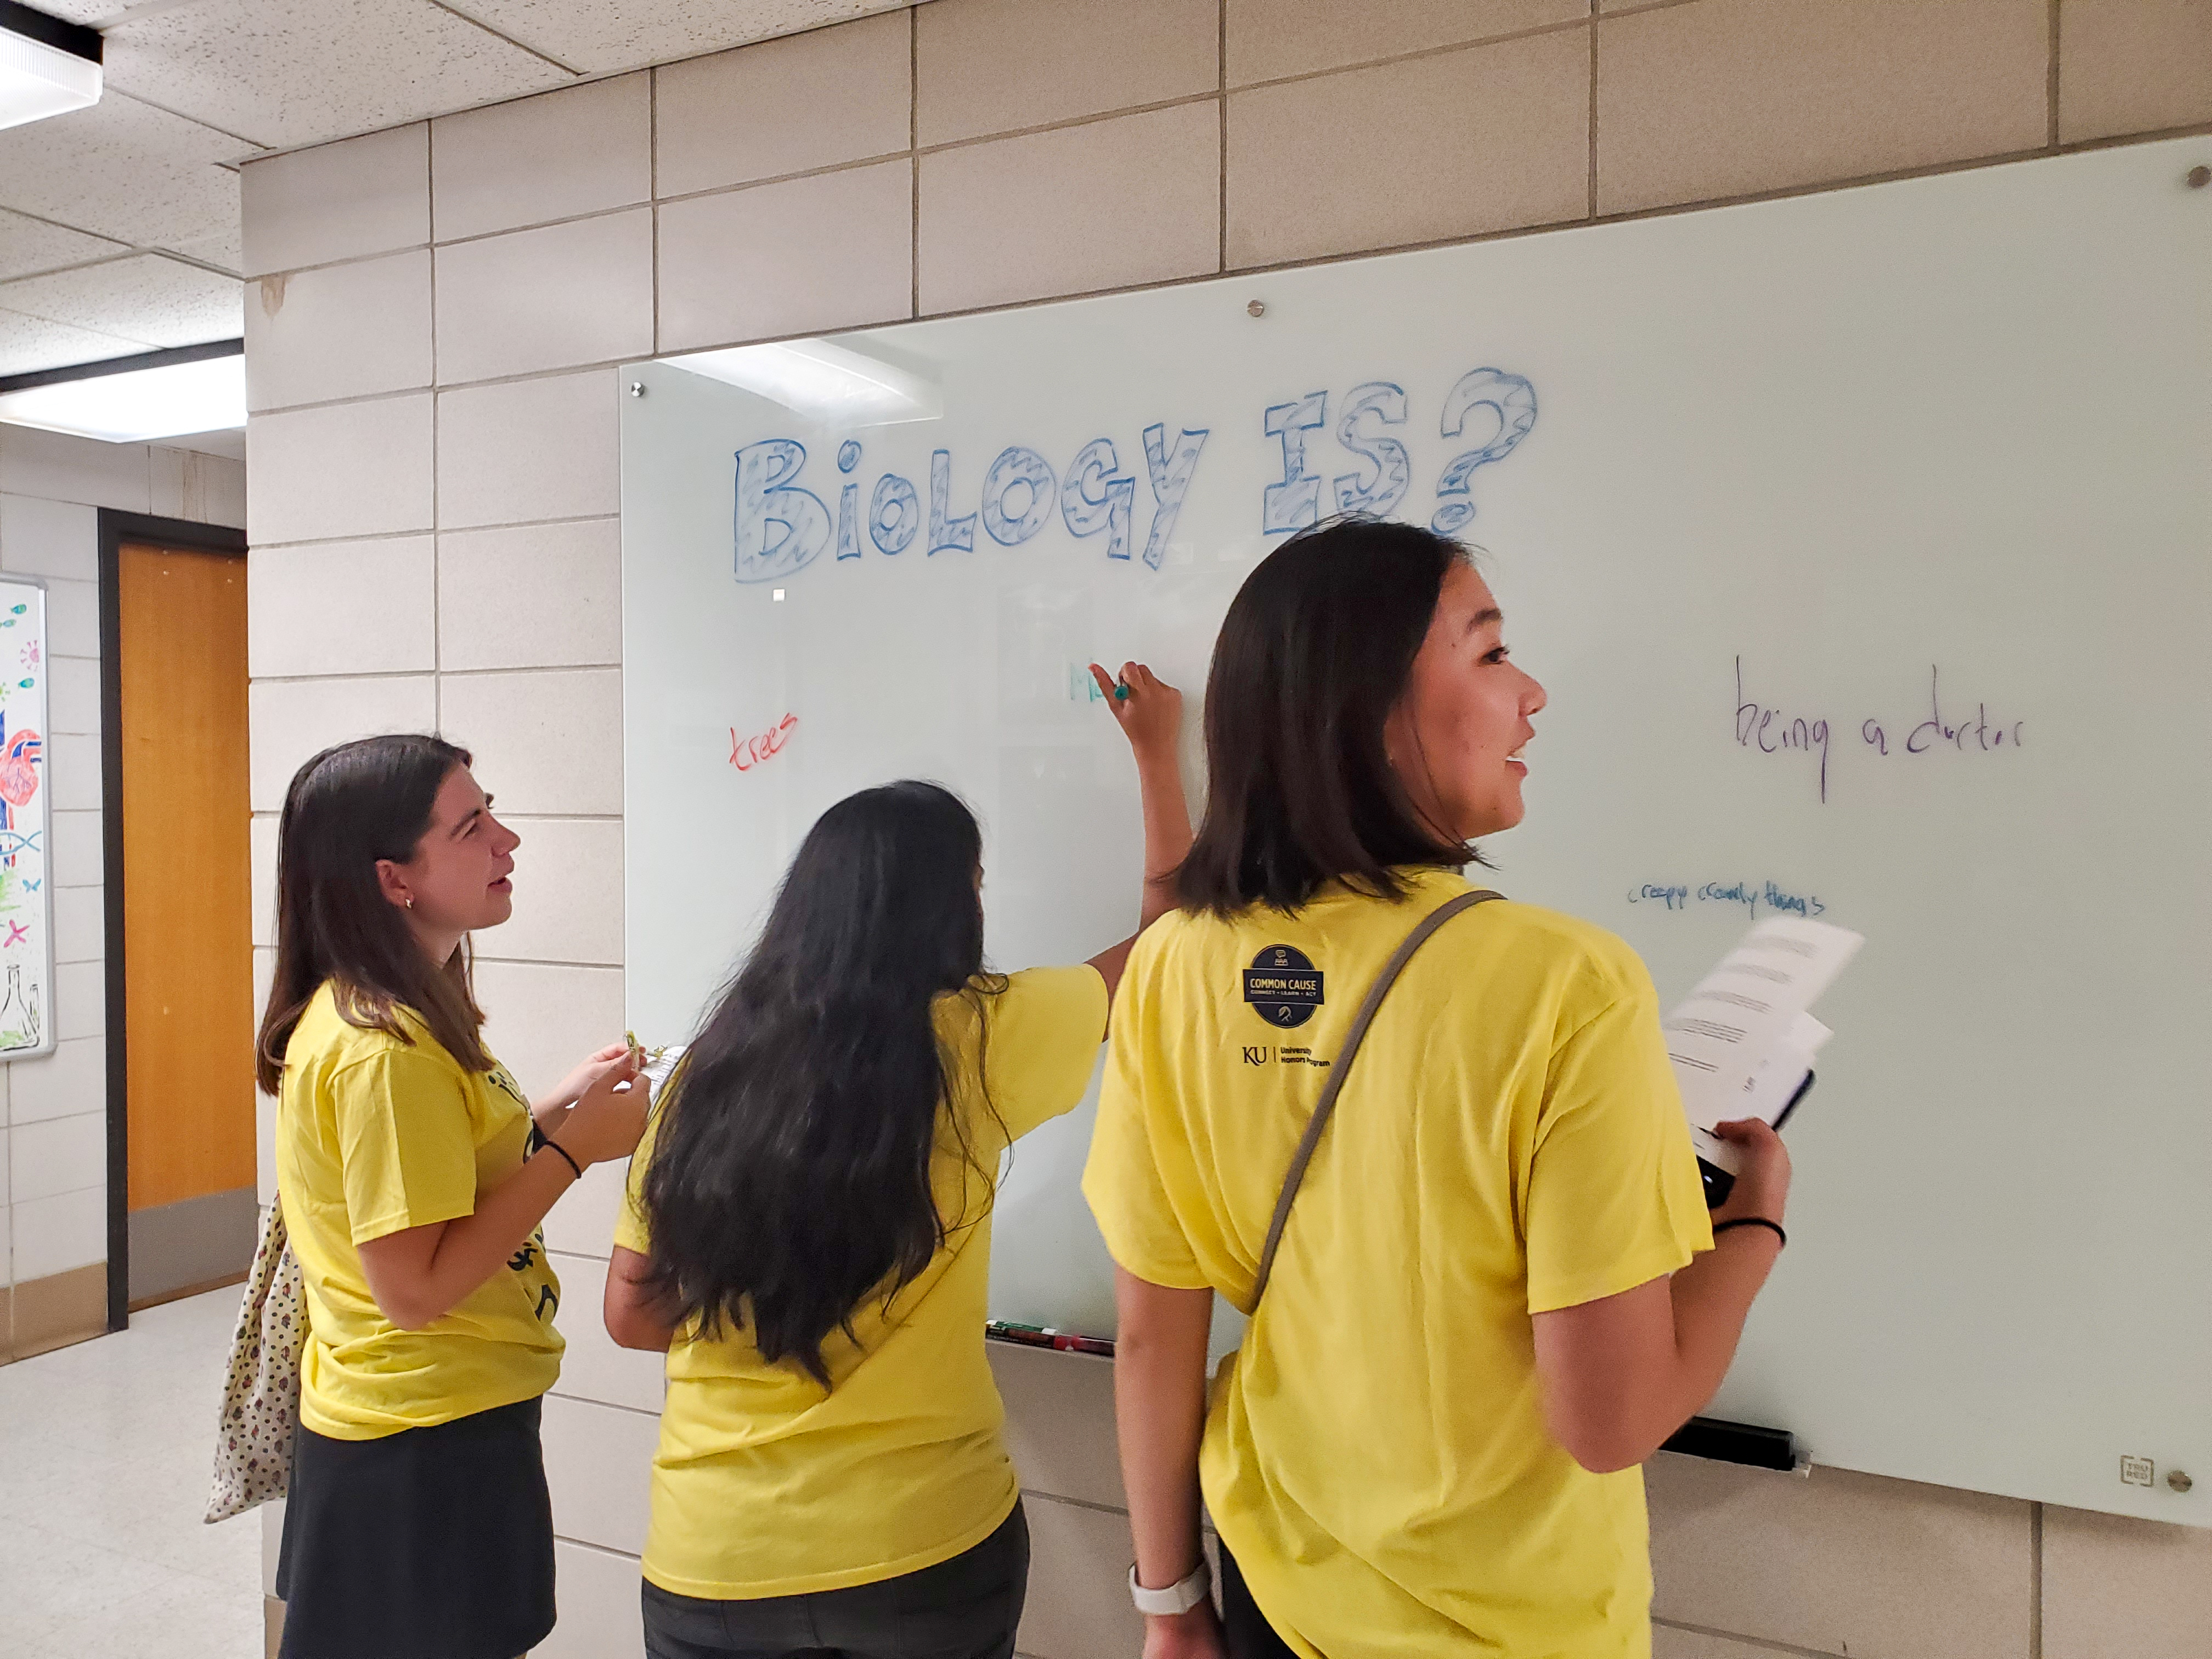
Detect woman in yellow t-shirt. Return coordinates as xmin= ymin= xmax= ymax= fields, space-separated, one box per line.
xmin=1083 ymin=520 xmax=1796 ymax=1659
xmin=258 ymin=733 xmax=648 ymax=1659
xmin=602 ymin=663 xmax=1189 ymax=1659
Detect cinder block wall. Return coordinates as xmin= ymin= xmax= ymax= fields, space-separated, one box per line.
xmin=238 ymin=3 xmax=2212 ymax=1655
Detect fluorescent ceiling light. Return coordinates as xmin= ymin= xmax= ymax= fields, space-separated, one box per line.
xmin=0 ymin=341 xmax=244 ymax=443
xmin=667 ymin=338 xmax=940 ymax=426
xmin=0 ymin=1 xmax=101 ymax=134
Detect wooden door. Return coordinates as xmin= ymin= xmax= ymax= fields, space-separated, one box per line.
xmin=117 ymin=543 xmax=254 ymax=1305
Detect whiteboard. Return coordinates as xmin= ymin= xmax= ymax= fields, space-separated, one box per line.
xmin=623 ymin=137 xmax=2212 ymax=1523
xmin=0 ymin=578 xmax=53 ymax=1060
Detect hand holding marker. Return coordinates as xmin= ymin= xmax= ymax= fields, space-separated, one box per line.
xmin=974 ymin=661 xmax=1179 ymax=1367
xmin=1088 ymin=661 xmax=1179 ymax=746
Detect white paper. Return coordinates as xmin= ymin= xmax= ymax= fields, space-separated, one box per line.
xmin=1666 ymin=918 xmax=1861 ymax=1172
xmin=641 ymin=1043 xmax=686 ymax=1092
xmin=1735 ymin=1014 xmax=1831 ymax=1121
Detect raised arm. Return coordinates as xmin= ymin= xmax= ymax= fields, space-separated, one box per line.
xmin=1531 ymin=1118 xmax=1791 ymax=1471
xmin=1085 ymin=662 xmax=1193 ymax=1003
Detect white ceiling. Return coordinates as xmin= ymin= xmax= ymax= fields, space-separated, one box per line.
xmin=0 ymin=0 xmax=919 ymax=383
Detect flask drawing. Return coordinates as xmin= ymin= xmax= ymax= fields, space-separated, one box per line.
xmin=0 ymin=962 xmax=37 ymax=1051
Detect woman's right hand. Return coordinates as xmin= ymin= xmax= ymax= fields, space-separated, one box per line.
xmin=1143 ymin=1606 xmax=1227 ymax=1659
xmin=1090 ymin=661 xmax=1183 ymax=759
xmin=553 ymin=1052 xmax=649 ymax=1167
xmin=1709 ymin=1117 xmax=1792 ymax=1226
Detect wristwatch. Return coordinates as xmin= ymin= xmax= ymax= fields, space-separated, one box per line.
xmin=1128 ymin=1560 xmax=1212 ymax=1616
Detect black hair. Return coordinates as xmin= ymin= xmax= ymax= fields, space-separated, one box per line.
xmin=640 ymin=780 xmax=1003 ymax=1387
xmin=256 ymin=734 xmax=490 ymax=1093
xmin=1177 ymin=517 xmax=1475 ymax=916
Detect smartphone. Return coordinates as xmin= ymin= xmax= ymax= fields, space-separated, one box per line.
xmin=1699 ymin=1071 xmax=1814 ymax=1209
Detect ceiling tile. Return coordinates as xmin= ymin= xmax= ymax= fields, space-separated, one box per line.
xmin=445 ymin=0 xmax=916 ymax=76
xmin=101 ymin=0 xmax=578 ymax=151
xmin=0 ymin=309 xmax=151 ymax=377
xmin=166 ymin=223 xmax=246 ymax=276
xmin=0 ymin=92 xmax=243 ymax=249
xmin=0 ymin=211 xmax=131 ymax=284
xmin=18 ymin=1 xmax=138 ymax=21
xmin=0 ymin=253 xmax=241 ymax=347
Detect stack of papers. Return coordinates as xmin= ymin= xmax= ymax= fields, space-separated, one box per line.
xmin=1663 ymin=918 xmax=1863 ymax=1173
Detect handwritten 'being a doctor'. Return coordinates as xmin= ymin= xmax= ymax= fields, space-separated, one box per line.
xmin=1735 ymin=657 xmax=2022 ymax=804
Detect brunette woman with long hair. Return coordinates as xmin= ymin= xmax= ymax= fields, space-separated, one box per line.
xmin=1086 ymin=521 xmax=1792 ymax=1659
xmin=603 ymin=663 xmax=1190 ymax=1659
xmin=258 ymin=734 xmax=647 ymax=1659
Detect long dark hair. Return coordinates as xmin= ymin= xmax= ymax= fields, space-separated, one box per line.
xmin=642 ymin=780 xmax=1003 ymax=1387
xmin=1178 ymin=517 xmax=1474 ymax=916
xmin=255 ymin=735 xmax=492 ymax=1093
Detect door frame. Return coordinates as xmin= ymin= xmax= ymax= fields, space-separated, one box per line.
xmin=95 ymin=511 xmax=250 ymax=1332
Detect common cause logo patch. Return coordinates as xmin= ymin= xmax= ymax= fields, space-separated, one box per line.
xmin=1243 ymin=945 xmax=1323 ymax=1028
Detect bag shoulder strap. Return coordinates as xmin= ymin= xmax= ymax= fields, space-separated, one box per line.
xmin=1250 ymin=888 xmax=1502 ymax=1307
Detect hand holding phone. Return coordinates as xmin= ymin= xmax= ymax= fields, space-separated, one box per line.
xmin=1700 ymin=1071 xmax=1813 ymax=1209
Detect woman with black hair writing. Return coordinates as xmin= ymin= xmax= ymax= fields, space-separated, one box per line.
xmin=1086 ymin=520 xmax=1792 ymax=1659
xmin=259 ymin=734 xmax=648 ymax=1659
xmin=603 ymin=663 xmax=1190 ymax=1659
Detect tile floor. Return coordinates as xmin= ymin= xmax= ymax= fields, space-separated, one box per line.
xmin=0 ymin=1287 xmax=263 ymax=1656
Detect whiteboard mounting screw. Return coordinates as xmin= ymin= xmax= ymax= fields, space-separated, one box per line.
xmin=2188 ymin=166 xmax=2211 ymax=189
xmin=629 ymin=380 xmax=647 ymax=397
xmin=2169 ymin=1469 xmax=2194 ymax=1493
xmin=1246 ymin=299 xmax=1266 ymax=318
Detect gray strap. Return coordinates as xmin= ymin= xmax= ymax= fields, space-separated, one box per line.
xmin=1250 ymin=889 xmax=1502 ymax=1308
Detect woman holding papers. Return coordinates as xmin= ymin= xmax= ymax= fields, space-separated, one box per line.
xmin=258 ymin=736 xmax=647 ymax=1659
xmin=1084 ymin=519 xmax=1793 ymax=1659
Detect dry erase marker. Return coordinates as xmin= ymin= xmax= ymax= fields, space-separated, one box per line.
xmin=1046 ymin=1330 xmax=1115 ymax=1357
xmin=1114 ymin=679 xmax=1130 ymax=701
xmin=985 ymin=1321 xmax=1055 ymax=1348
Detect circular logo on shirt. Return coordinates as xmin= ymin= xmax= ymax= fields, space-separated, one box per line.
xmin=1242 ymin=945 xmax=1324 ymax=1029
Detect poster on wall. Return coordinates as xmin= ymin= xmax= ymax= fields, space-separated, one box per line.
xmin=0 ymin=579 xmax=53 ymax=1060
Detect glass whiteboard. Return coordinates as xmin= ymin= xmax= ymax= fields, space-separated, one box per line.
xmin=623 ymin=137 xmax=2212 ymax=1524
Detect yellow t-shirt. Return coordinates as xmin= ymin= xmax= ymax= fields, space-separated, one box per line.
xmin=615 ymin=964 xmax=1109 ymax=1600
xmin=276 ymin=981 xmax=563 ymax=1441
xmin=1083 ymin=869 xmax=1711 ymax=1659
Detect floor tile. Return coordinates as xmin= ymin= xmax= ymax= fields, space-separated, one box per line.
xmin=0 ymin=1289 xmax=262 ymax=1647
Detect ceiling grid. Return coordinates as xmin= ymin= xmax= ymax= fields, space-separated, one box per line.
xmin=0 ymin=0 xmax=919 ymax=380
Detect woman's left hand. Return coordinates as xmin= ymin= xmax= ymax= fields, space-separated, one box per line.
xmin=549 ymin=1043 xmax=639 ymax=1112
xmin=1090 ymin=661 xmax=1183 ymax=757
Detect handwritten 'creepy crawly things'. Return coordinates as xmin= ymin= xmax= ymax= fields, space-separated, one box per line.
xmin=1734 ymin=658 xmax=2023 ymax=804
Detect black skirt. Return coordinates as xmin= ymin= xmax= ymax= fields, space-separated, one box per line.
xmin=278 ymin=1395 xmax=557 ymax=1659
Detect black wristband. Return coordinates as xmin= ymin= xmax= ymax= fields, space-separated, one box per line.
xmin=541 ymin=1137 xmax=584 ymax=1182
xmin=1713 ymin=1216 xmax=1786 ymax=1249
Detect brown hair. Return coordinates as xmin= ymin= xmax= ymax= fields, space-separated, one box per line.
xmin=255 ymin=734 xmax=492 ymax=1093
xmin=1176 ymin=517 xmax=1475 ymax=916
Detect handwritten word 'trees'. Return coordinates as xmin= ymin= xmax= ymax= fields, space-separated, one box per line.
xmin=730 ymin=714 xmax=798 ymax=772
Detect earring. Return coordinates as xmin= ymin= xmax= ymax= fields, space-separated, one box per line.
xmin=404 ymin=897 xmax=415 ymax=910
